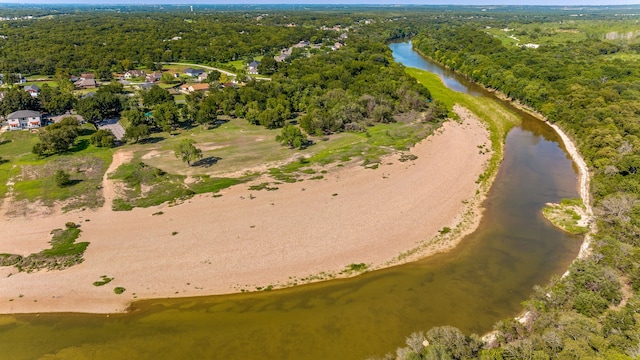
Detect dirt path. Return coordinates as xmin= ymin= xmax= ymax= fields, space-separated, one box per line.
xmin=101 ymin=150 xmax=133 ymax=211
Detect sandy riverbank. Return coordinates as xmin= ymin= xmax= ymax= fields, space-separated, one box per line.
xmin=0 ymin=107 xmax=491 ymax=314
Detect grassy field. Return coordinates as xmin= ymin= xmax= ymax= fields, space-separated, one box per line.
xmin=131 ymin=116 xmax=432 ymax=178
xmin=0 ymin=125 xmax=113 ymax=212
xmin=22 ymin=80 xmax=59 ymax=88
xmin=108 ymin=115 xmax=434 ymax=209
xmin=485 ymin=20 xmax=640 ymax=48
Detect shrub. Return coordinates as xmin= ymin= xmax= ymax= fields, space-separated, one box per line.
xmin=54 ymin=169 xmax=72 ymax=187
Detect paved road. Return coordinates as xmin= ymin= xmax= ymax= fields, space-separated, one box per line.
xmin=162 ymin=62 xmax=236 ymax=77
xmin=97 ymin=118 xmax=125 ymax=141
xmin=162 ymin=62 xmax=272 ymax=81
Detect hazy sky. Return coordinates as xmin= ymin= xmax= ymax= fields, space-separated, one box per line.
xmin=1 ymin=0 xmax=640 ymax=5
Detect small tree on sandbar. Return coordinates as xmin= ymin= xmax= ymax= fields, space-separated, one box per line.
xmin=174 ymin=138 xmax=203 ymax=166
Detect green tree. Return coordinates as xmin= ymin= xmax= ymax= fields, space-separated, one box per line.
xmin=196 ymin=96 xmax=218 ymax=128
xmin=257 ymin=56 xmax=277 ymax=75
xmin=153 ymin=102 xmax=179 ymax=132
xmin=142 ymin=85 xmax=173 ymax=106
xmin=0 ymin=87 xmax=39 ymax=116
xmin=90 ymin=129 xmax=116 ymax=148
xmin=174 ymin=138 xmax=203 ymax=166
xmin=32 ymin=117 xmax=80 ymax=156
xmin=54 ymin=169 xmax=72 ymax=187
xmin=124 ymin=124 xmax=150 ymax=143
xmin=161 ymin=72 xmax=179 ymax=84
xmin=276 ymin=124 xmax=308 ymax=149
xmin=40 ymin=84 xmax=75 ymax=115
xmin=207 ymin=70 xmax=221 ymax=83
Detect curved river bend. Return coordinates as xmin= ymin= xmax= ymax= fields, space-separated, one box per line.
xmin=0 ymin=42 xmax=583 ymax=360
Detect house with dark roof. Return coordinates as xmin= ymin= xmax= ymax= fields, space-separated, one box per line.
xmin=7 ymin=110 xmax=42 ymax=130
xmin=247 ymin=61 xmax=260 ymax=75
xmin=74 ymin=73 xmax=97 ymax=89
xmin=184 ymin=68 xmax=205 ymax=77
xmin=24 ymin=84 xmax=40 ymax=98
xmin=146 ymin=72 xmax=162 ymax=83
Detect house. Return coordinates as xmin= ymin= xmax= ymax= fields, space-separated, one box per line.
xmin=275 ymin=48 xmax=292 ymax=62
xmin=135 ymin=82 xmax=154 ymax=90
xmin=197 ymin=72 xmax=208 ymax=82
xmin=124 ymin=70 xmax=146 ymax=79
xmin=74 ymin=73 xmax=97 ymax=89
xmin=0 ymin=73 xmax=26 ymax=85
xmin=24 ymin=84 xmax=40 ymax=98
xmin=146 ymin=72 xmax=162 ymax=83
xmin=247 ymin=61 xmax=260 ymax=75
xmin=292 ymin=40 xmax=310 ymax=49
xmin=179 ymin=83 xmax=210 ymax=94
xmin=7 ymin=110 xmax=42 ymax=130
xmin=183 ymin=68 xmax=205 ymax=77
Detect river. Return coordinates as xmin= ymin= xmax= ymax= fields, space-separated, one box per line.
xmin=0 ymin=42 xmax=583 ymax=360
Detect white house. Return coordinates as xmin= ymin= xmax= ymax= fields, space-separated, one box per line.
xmin=184 ymin=68 xmax=205 ymax=77
xmin=124 ymin=70 xmax=146 ymax=79
xmin=7 ymin=110 xmax=42 ymax=130
xmin=247 ymin=61 xmax=260 ymax=75
xmin=24 ymin=84 xmax=40 ymax=98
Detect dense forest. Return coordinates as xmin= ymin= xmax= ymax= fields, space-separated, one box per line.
xmin=0 ymin=10 xmax=438 ymax=134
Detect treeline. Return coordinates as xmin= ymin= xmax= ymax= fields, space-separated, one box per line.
xmin=128 ymin=38 xmax=435 ymax=136
xmin=380 ymin=18 xmax=640 ymax=360
xmin=0 ymin=12 xmax=329 ymax=75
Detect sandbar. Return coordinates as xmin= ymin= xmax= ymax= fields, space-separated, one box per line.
xmin=0 ymin=106 xmax=490 ymax=314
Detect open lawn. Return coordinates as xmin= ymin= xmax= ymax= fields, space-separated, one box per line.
xmin=108 ymin=114 xmax=433 ymax=209
xmin=128 ymin=116 xmax=431 ymax=179
xmin=22 ymin=80 xmax=58 ymax=88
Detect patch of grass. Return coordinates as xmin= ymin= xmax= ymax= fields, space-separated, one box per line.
xmin=248 ymin=182 xmax=279 ymax=191
xmin=439 ymin=227 xmax=452 ymax=234
xmin=110 ymin=162 xmax=243 ymax=210
xmin=93 ymin=275 xmax=113 ymax=286
xmin=399 ymin=154 xmax=418 ymax=162
xmin=542 ymin=199 xmax=589 ymax=235
xmin=348 ymin=263 xmax=368 ymax=271
xmin=0 ymin=222 xmax=89 ymax=272
xmin=113 ymin=287 xmax=126 ymax=294
xmin=339 ymin=263 xmax=369 ymax=275
xmin=269 ymin=168 xmax=298 ymax=183
xmin=187 ymin=176 xmax=242 ymax=194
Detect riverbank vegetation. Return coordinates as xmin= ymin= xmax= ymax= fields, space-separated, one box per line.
xmin=542 ymin=199 xmax=590 ymax=235
xmin=381 ymin=7 xmax=640 ymax=360
xmin=0 ymin=222 xmax=87 ymax=272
